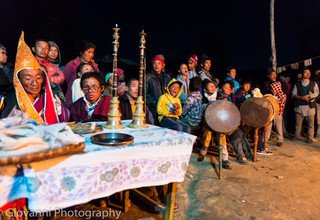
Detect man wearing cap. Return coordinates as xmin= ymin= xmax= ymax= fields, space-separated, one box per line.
xmin=187 ymin=54 xmax=199 ymax=79
xmin=146 ymin=54 xmax=171 ymax=124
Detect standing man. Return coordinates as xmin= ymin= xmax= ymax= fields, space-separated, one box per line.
xmin=146 ymin=55 xmax=171 ymax=125
xmin=292 ymin=67 xmax=319 ymax=143
xmin=265 ymin=68 xmax=287 ymax=147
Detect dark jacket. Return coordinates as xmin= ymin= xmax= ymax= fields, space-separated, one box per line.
xmin=146 ymin=70 xmax=171 ymax=111
xmin=1 ymin=92 xmax=17 ymax=118
xmin=0 ymin=67 xmax=14 ymax=96
xmin=69 ymin=95 xmax=111 ymax=122
xmin=119 ymin=92 xmax=152 ymax=124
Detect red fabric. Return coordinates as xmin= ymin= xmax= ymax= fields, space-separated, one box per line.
xmin=151 ymin=56 xmax=165 ymax=65
xmin=33 ymin=80 xmax=59 ymax=124
xmin=38 ymin=59 xmax=65 ymax=85
xmin=69 ymin=95 xmax=111 ymax=122
xmin=1 ymin=198 xmax=27 ymax=220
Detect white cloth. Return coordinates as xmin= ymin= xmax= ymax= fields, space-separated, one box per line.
xmin=0 ymin=120 xmax=196 ymax=211
xmin=71 ymin=78 xmax=84 ymax=103
xmin=0 ymin=122 xmax=84 ymax=157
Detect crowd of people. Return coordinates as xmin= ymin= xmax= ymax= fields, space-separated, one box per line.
xmin=1 ymin=32 xmax=320 ymax=172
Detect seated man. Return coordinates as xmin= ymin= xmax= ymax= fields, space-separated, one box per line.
xmin=218 ymin=81 xmax=253 ymax=164
xmin=157 ymin=79 xmax=191 ymax=133
xmin=1 ymin=32 xmax=68 ymax=124
xmin=119 ymin=77 xmax=153 ymax=124
xmin=69 ymin=71 xmax=111 ymax=122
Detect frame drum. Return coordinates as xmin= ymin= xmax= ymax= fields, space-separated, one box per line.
xmin=240 ymin=97 xmax=273 ymax=128
xmin=264 ymin=94 xmax=279 ymax=122
xmin=204 ymin=100 xmax=241 ymax=134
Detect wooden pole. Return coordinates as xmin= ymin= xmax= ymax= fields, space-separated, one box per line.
xmin=270 ymin=0 xmax=277 ymax=70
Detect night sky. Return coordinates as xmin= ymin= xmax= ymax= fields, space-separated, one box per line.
xmin=1 ymin=0 xmax=320 ymax=79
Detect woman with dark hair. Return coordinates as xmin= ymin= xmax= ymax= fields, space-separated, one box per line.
xmin=69 ymin=71 xmax=111 ymax=122
xmin=64 ymin=41 xmax=99 ymax=107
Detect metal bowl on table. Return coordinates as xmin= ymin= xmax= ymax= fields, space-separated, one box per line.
xmin=90 ymin=132 xmax=134 ymax=146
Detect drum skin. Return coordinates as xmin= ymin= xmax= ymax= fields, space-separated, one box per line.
xmin=204 ymin=100 xmax=241 ymax=134
xmin=264 ymin=94 xmax=279 ymax=120
xmin=240 ymin=97 xmax=273 ymax=128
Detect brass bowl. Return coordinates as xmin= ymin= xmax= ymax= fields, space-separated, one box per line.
xmin=90 ymin=132 xmax=134 ymax=146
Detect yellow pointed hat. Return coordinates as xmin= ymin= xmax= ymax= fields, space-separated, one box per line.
xmin=14 ymin=31 xmax=40 ymax=75
xmin=13 ymin=31 xmax=44 ymax=124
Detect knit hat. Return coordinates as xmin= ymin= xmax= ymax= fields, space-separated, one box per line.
xmin=116 ymin=68 xmax=124 ymax=76
xmin=188 ymin=54 xmax=198 ymax=64
xmin=105 ymin=72 xmax=113 ymax=83
xmin=151 ymin=55 xmax=165 ymax=65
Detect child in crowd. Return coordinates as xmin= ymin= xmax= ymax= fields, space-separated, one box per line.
xmin=103 ymin=72 xmax=113 ymax=96
xmin=181 ymin=77 xmax=204 ymax=128
xmin=176 ymin=63 xmax=189 ymax=105
xmin=198 ymin=55 xmax=213 ymax=81
xmin=225 ymin=66 xmax=240 ymax=93
xmin=157 ymin=79 xmax=191 ymax=133
xmin=202 ymin=79 xmax=218 ymax=104
xmin=187 ymin=54 xmax=199 ymax=79
xmin=234 ymin=79 xmax=252 ymax=108
xmin=117 ymin=68 xmax=127 ymax=96
xmin=200 ymin=79 xmax=232 ymax=169
xmin=71 ymin=63 xmax=94 ymax=103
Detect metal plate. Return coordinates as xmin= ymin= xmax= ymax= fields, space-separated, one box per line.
xmin=73 ymin=125 xmax=103 ymax=135
xmin=90 ymin=132 xmax=134 ymax=146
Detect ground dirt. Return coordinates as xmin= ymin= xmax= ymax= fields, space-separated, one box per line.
xmin=50 ymin=136 xmax=320 ymax=220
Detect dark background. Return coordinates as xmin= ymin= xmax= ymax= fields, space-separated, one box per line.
xmin=1 ymin=0 xmax=320 ymax=83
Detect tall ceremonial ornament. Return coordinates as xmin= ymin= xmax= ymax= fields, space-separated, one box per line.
xmin=104 ymin=24 xmax=125 ymax=129
xmin=129 ymin=30 xmax=149 ymax=128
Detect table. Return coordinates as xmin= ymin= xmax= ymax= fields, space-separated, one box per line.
xmin=0 ymin=121 xmax=196 ymax=218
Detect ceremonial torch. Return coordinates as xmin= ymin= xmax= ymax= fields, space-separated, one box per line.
xmin=104 ymin=24 xmax=125 ymax=129
xmin=129 ymin=30 xmax=149 ymax=128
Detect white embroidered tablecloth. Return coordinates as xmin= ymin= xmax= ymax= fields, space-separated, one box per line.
xmin=0 ymin=121 xmax=196 ymax=212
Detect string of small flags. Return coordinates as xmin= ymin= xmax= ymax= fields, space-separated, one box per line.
xmin=276 ymin=55 xmax=320 ymax=74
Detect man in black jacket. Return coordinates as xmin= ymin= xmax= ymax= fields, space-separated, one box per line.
xmin=119 ymin=77 xmax=153 ymax=124
xmin=146 ymin=55 xmax=171 ymax=125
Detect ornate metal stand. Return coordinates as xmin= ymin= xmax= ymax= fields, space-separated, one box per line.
xmin=129 ymin=30 xmax=149 ymax=129
xmin=105 ymin=24 xmax=124 ymax=129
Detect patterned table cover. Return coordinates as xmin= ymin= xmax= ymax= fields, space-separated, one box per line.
xmin=0 ymin=121 xmax=196 ymax=212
